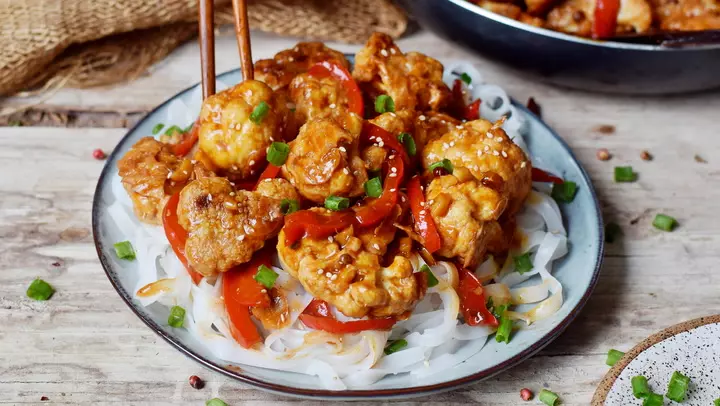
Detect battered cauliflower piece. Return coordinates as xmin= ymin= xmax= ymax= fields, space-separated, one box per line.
xmin=118 ymin=137 xmax=193 ymax=225
xmin=277 ymin=209 xmax=423 ymax=318
xmin=198 ymin=80 xmax=291 ymax=180
xmin=547 ymin=0 xmax=652 ymax=36
xmin=281 ymin=117 xmax=368 ymax=204
xmin=254 ymin=42 xmax=350 ymax=90
xmin=475 ymin=0 xmax=548 ymax=25
xmin=649 ymin=0 xmax=720 ymax=31
xmin=422 ymin=119 xmax=532 ymax=215
xmin=370 ymin=110 xmax=459 ymax=153
xmin=289 ymin=72 xmax=350 ymax=127
xmin=177 ymin=177 xmax=285 ymax=276
xmin=426 ymin=171 xmax=507 ymax=268
xmin=353 ymin=32 xmax=452 ymax=112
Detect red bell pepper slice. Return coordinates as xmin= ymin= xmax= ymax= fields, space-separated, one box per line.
xmin=354 ymin=154 xmax=404 ymax=228
xmin=360 ymin=122 xmax=410 ymax=166
xmin=162 ymin=192 xmax=204 ymax=284
xmin=222 ymin=247 xmax=273 ymax=308
xmin=283 ymin=210 xmax=356 ymax=247
xmin=464 ymin=99 xmax=481 ymax=121
xmin=254 ymin=163 xmax=281 ymax=189
xmin=299 ymin=299 xmax=396 ymax=334
xmin=308 ymin=61 xmax=364 ymax=117
xmin=531 ymin=167 xmax=564 ymax=184
xmin=457 ymin=267 xmax=498 ymax=327
xmin=224 ymin=301 xmax=263 ymax=349
xmin=407 ymin=176 xmax=442 ymax=253
xmin=592 ymin=0 xmax=621 ymax=39
xmin=452 ymin=79 xmax=482 ymax=121
xmin=170 ymin=120 xmax=200 ymax=157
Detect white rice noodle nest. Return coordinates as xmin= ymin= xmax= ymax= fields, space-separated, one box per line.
xmin=109 ymin=66 xmax=568 ymax=389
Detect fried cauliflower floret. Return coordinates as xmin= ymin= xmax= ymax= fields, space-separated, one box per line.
xmin=277 ymin=209 xmax=423 ymax=318
xmin=117 ymin=137 xmax=193 ymax=225
xmin=475 ymin=0 xmax=548 ymax=25
xmin=177 ymin=177 xmax=284 ymax=276
xmin=649 ymin=0 xmax=720 ymax=31
xmin=426 ymin=171 xmax=507 ymax=268
xmin=370 ymin=110 xmax=459 ymax=153
xmin=281 ymin=117 xmax=368 ymax=203
xmin=255 ymin=178 xmax=300 ymax=202
xmin=198 ymin=80 xmax=290 ymax=180
xmin=289 ymin=72 xmax=350 ymax=127
xmin=353 ymin=32 xmax=452 ymax=112
xmin=254 ymin=42 xmax=350 ymax=90
xmin=422 ymin=119 xmax=531 ymax=215
xmin=547 ymin=0 xmax=652 ymax=36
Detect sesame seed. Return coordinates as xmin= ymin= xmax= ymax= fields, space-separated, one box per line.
xmin=288 ymin=56 xmax=294 ymax=62
xmin=493 ymin=150 xmax=500 ymax=156
xmin=419 ymin=210 xmax=425 ymax=215
xmin=339 ymin=146 xmax=347 ymax=152
xmin=449 ymin=141 xmax=455 ymax=147
xmin=191 ymin=160 xmax=197 ymax=164
xmin=317 ymin=269 xmax=324 ymax=274
xmin=249 ymin=160 xmax=255 ymax=166
xmin=388 ymin=173 xmax=397 ymax=177
xmin=456 ymin=125 xmax=463 ymax=129
xmin=390 ymin=48 xmax=397 ymax=55
xmin=325 ymin=272 xmax=332 ymax=278
xmin=501 ymin=150 xmax=508 ymax=158
xmin=419 ymin=115 xmax=426 ymax=121
xmin=229 ymin=192 xmax=235 ymax=196
xmin=378 ymin=141 xmax=384 ymax=147
xmin=419 ymin=201 xmax=425 ymax=207
xmin=224 ymin=201 xmax=235 ymax=208
xmin=236 ymin=235 xmax=245 ymax=241
xmin=166 ymin=171 xmax=172 ymax=179
xmin=261 ymin=289 xmax=267 ymax=293
xmin=329 ymin=103 xmax=336 ymax=109
xmin=389 ymin=154 xmax=395 ymax=159
xmin=391 ymin=167 xmax=397 ymax=173
xmin=389 ymin=188 xmax=396 ymax=192
xmin=328 ymin=236 xmax=334 ymax=243
xmin=442 ymin=143 xmax=449 ymax=149
xmin=520 ymin=161 xmax=527 ymax=168
xmin=182 ymin=170 xmax=188 ymax=175
xmin=486 ymin=132 xmax=494 ymax=139
xmin=343 ymin=168 xmax=350 ymax=175
xmin=400 ymin=195 xmax=407 ymax=202
xmin=373 ymin=243 xmax=380 ymax=250
xmin=331 ymin=274 xmax=337 ymax=281
xmin=477 ymin=150 xmax=484 ymax=156
xmin=208 ymin=194 xmax=213 ymax=201
xmin=380 ymin=49 xmax=388 ymax=57
xmin=427 ymin=199 xmax=434 ymax=205
xmin=280 ymin=314 xmax=286 ymax=322
xmin=484 ymin=146 xmax=490 ymax=151
xmin=265 ymin=178 xmax=272 ymax=182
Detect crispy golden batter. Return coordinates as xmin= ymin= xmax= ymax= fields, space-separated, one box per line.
xmin=255 ymin=178 xmax=300 ymax=202
xmin=475 ymin=0 xmax=548 ymax=25
xmin=422 ymin=119 xmax=531 ymax=215
xmin=426 ymin=171 xmax=507 ymax=268
xmin=118 ymin=137 xmax=193 ymax=225
xmin=281 ymin=117 xmax=368 ymax=203
xmin=353 ymin=32 xmax=452 ymax=112
xmin=289 ymin=72 xmax=349 ymax=126
xmin=650 ymin=0 xmax=720 ymax=30
xmin=254 ymin=42 xmax=349 ymax=90
xmin=277 ymin=209 xmax=422 ymax=318
xmin=177 ymin=177 xmax=285 ymax=276
xmin=370 ymin=110 xmax=459 ymax=154
xmin=547 ymin=0 xmax=652 ymax=35
xmin=198 ymin=80 xmax=291 ymax=180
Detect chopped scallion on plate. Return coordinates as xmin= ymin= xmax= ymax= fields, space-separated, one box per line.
xmin=513 ymin=252 xmax=533 ymax=274
xmin=428 ymin=159 xmax=453 ymax=174
xmin=551 ymin=181 xmax=578 ymax=203
xmin=631 ymin=375 xmax=651 ymax=399
xmin=420 ymin=264 xmax=439 ymax=287
xmin=364 ymin=177 xmax=383 ymax=198
xmin=168 ymin=305 xmax=186 ymax=328
xmin=397 ymin=132 xmax=416 ymax=156
xmin=642 ymin=393 xmax=664 ymax=406
xmin=606 ymin=349 xmax=625 ymax=366
xmin=374 ymin=95 xmax=395 ymax=113
xmin=266 ymin=142 xmax=290 ymax=166
xmin=538 ymin=389 xmax=559 ymax=406
xmin=384 ymin=339 xmax=408 ymax=355
xmin=114 ymin=241 xmax=136 ymax=261
xmin=652 ymin=214 xmax=677 ymax=232
xmin=26 ymin=279 xmax=55 ymax=301
xmin=250 ymin=101 xmax=270 ymax=124
xmin=495 ymin=316 xmax=513 ymax=344
xmin=163 ymin=125 xmax=183 ymax=136
xmin=254 ymin=265 xmax=279 ymax=289
xmin=206 ymin=398 xmax=228 ymax=406
xmin=460 ymin=72 xmax=472 ymax=85
xmin=665 ymin=371 xmax=690 ymax=402
xmin=614 ymin=166 xmax=637 ymax=182
xmin=152 ymin=123 xmax=164 ymax=135
xmin=325 ymin=195 xmax=349 ymax=211
xmin=280 ymin=199 xmax=299 ymax=215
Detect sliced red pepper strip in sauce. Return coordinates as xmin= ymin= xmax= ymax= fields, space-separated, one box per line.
xmin=308 ymin=61 xmax=364 ymax=117
xmin=531 ymin=167 xmax=564 ymax=184
xmin=592 ymin=0 xmax=621 ymax=39
xmin=222 ymin=247 xmax=273 ymax=308
xmin=224 ymin=300 xmax=263 ymax=348
xmin=170 ymin=120 xmax=200 ymax=157
xmin=457 ymin=267 xmax=498 ymax=327
xmin=283 ymin=210 xmax=356 ymax=247
xmin=407 ymin=176 xmax=442 ymax=253
xmin=255 ymin=163 xmax=281 ymax=188
xmin=354 ymin=154 xmax=404 ymax=227
xmin=464 ymin=99 xmax=481 ymax=121
xmin=299 ymin=299 xmax=396 ymax=334
xmin=162 ymin=192 xmax=204 ymax=284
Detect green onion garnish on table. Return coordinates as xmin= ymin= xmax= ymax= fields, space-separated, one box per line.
xmin=26 ymin=279 xmax=55 ymax=301
xmin=513 ymin=252 xmax=533 ymax=274
xmin=280 ymin=199 xmax=299 ymax=215
xmin=114 ymin=241 xmax=136 ymax=261
xmin=642 ymin=393 xmax=664 ymax=406
xmin=605 ymin=349 xmax=625 ymax=366
xmin=206 ymin=398 xmax=228 ymax=406
xmin=538 ymin=389 xmax=559 ymax=406
xmin=163 ymin=125 xmax=184 ymax=136
xmin=152 ymin=123 xmax=164 ymax=135
xmin=266 ymin=142 xmax=290 ymax=166
xmin=495 ymin=316 xmax=513 ymax=344
xmin=714 ymin=398 xmax=720 ymax=406
xmin=364 ymin=177 xmax=383 ymax=198
xmin=250 ymin=101 xmax=270 ymax=124
xmin=254 ymin=265 xmax=279 ymax=289
xmin=460 ymin=72 xmax=472 ymax=85
xmin=631 ymin=375 xmax=651 ymax=399
xmin=325 ymin=195 xmax=349 ymax=211
xmin=428 ymin=159 xmax=453 ymax=174
xmin=384 ymin=339 xmax=408 ymax=355
xmin=420 ymin=264 xmax=439 ymax=288
xmin=652 ymin=214 xmax=677 ymax=232
xmin=397 ymin=132 xmax=416 ymax=156
xmin=551 ymin=181 xmax=578 ymax=203
xmin=665 ymin=371 xmax=690 ymax=402
xmin=614 ymin=166 xmax=637 ymax=182
xmin=168 ymin=306 xmax=186 ymax=328
xmin=374 ymin=95 xmax=395 ymax=113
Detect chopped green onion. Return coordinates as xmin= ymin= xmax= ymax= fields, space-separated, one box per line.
xmin=168 ymin=306 xmax=186 ymax=328
xmin=183 ymin=123 xmax=194 ymax=132
xmin=605 ymin=222 xmax=622 ymax=243
xmin=665 ymin=371 xmax=690 ymax=402
xmin=206 ymin=399 xmax=228 ymax=406
xmin=26 ymin=279 xmax=55 ymax=301
xmin=152 ymin=123 xmax=164 ymax=135
xmin=280 ymin=199 xmax=299 ymax=215
xmin=250 ymin=101 xmax=270 ymax=124
xmin=551 ymin=181 xmax=578 ymax=203
xmin=420 ymin=264 xmax=439 ymax=287
xmin=642 ymin=393 xmax=664 ymax=406
xmin=163 ymin=125 xmax=183 ymax=136
xmin=397 ymin=132 xmax=417 ymax=156
xmin=364 ymin=177 xmax=383 ymax=198
xmin=614 ymin=166 xmax=637 ymax=182
xmin=495 ymin=316 xmax=513 ymax=344
xmin=254 ymin=265 xmax=279 ymax=289
xmin=606 ymin=349 xmax=625 ymax=366
xmin=374 ymin=95 xmax=395 ymax=113
xmin=652 ymin=214 xmax=677 ymax=232
xmin=714 ymin=398 xmax=720 ymax=406
xmin=428 ymin=159 xmax=453 ymax=174
xmin=114 ymin=241 xmax=136 ymax=261
xmin=460 ymin=72 xmax=472 ymax=85
xmin=384 ymin=339 xmax=408 ymax=355
xmin=325 ymin=195 xmax=349 ymax=211
xmin=266 ymin=142 xmax=290 ymax=166
xmin=513 ymin=252 xmax=533 ymax=274
xmin=9 ymin=120 xmax=22 ymax=127
xmin=631 ymin=375 xmax=651 ymax=399
xmin=538 ymin=389 xmax=559 ymax=406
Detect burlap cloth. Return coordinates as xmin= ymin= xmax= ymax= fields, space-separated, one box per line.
xmin=0 ymin=0 xmax=407 ymax=98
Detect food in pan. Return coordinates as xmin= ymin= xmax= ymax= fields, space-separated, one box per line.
xmin=108 ymin=33 xmax=571 ymax=389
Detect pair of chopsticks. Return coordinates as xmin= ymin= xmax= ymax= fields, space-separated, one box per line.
xmin=198 ymin=0 xmax=254 ymax=99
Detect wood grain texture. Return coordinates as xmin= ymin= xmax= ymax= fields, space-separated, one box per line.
xmin=1 ymin=30 xmax=719 ymax=405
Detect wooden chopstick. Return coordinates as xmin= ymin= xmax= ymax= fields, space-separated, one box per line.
xmin=198 ymin=0 xmax=216 ymax=98
xmin=231 ymin=0 xmax=254 ymax=81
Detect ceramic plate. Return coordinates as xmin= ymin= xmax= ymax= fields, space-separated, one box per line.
xmin=594 ymin=315 xmax=720 ymax=405
xmin=92 ymin=66 xmax=604 ymax=399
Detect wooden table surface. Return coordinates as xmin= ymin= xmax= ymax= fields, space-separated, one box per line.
xmin=2 ymin=30 xmax=719 ymax=405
